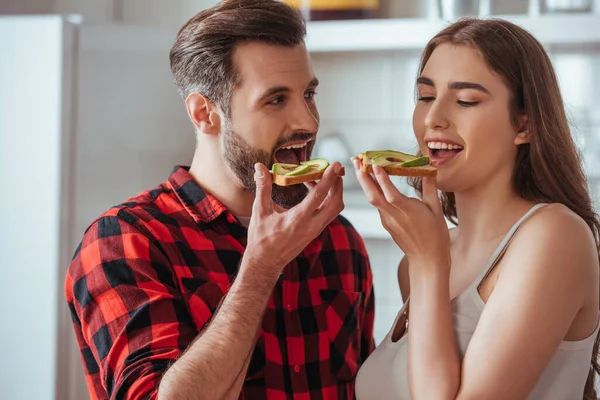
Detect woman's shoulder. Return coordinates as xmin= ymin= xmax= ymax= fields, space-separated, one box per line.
xmin=519 ymin=203 xmax=594 ymax=242
xmin=506 ymin=202 xmax=598 ymax=277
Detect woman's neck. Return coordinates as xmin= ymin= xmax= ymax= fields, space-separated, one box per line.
xmin=453 ymin=176 xmax=537 ymax=251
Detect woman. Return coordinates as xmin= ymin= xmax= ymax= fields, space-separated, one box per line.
xmin=354 ymin=18 xmax=600 ymax=400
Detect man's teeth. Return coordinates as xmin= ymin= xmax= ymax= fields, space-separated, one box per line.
xmin=427 ymin=142 xmax=463 ymax=150
xmin=281 ymin=143 xmax=308 ymax=150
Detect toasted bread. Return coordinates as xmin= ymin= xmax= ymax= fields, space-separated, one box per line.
xmin=358 ymin=153 xmax=437 ymax=177
xmin=272 ymin=166 xmax=345 ymax=186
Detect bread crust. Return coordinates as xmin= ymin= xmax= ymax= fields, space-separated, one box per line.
xmin=271 ymin=166 xmax=346 ymax=186
xmin=357 ymin=153 xmax=437 ymax=177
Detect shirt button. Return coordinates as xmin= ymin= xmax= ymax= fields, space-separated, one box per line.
xmin=294 ymin=364 xmax=300 ymax=373
xmin=286 ymin=303 xmax=292 ymax=311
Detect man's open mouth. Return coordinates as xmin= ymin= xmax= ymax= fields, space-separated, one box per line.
xmin=274 ymin=139 xmax=313 ymax=164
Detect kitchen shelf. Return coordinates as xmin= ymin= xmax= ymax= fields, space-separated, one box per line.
xmin=306 ymin=14 xmax=600 ymax=53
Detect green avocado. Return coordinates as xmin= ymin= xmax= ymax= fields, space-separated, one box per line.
xmin=365 ymin=150 xmax=417 ymax=165
xmin=300 ymin=158 xmax=329 ymax=172
xmin=272 ymin=163 xmax=299 ymax=175
xmin=398 ymin=156 xmax=430 ymax=167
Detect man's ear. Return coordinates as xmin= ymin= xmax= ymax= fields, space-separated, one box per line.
xmin=185 ymin=92 xmax=222 ymax=135
xmin=514 ymin=115 xmax=530 ymax=145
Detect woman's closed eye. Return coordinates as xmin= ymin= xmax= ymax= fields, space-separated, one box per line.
xmin=457 ymin=100 xmax=479 ymax=107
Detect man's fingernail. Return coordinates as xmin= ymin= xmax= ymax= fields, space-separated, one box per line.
xmin=333 ymin=163 xmax=342 ymax=175
xmin=352 ymin=159 xmax=359 ymax=171
xmin=254 ymin=163 xmax=264 ymax=178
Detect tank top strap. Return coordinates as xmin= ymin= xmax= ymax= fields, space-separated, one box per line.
xmin=473 ymin=203 xmax=549 ymax=291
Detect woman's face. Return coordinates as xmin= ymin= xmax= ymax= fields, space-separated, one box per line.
xmin=413 ymin=43 xmax=527 ymax=193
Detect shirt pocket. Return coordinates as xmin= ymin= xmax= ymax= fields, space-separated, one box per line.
xmin=320 ymin=289 xmax=364 ymax=381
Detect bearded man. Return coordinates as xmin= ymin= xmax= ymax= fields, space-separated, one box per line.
xmin=65 ymin=1 xmax=375 ymax=399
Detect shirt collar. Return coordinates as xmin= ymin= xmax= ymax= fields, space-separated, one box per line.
xmin=167 ymin=166 xmax=233 ymax=224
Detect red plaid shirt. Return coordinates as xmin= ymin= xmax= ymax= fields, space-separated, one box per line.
xmin=65 ymin=166 xmax=375 ymax=400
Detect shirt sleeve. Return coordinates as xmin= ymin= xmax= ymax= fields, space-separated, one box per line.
xmin=65 ymin=211 xmax=198 ymax=399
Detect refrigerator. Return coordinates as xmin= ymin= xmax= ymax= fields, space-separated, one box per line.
xmin=0 ymin=15 xmax=195 ymax=400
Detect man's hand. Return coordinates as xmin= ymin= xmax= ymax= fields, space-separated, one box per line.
xmin=245 ymin=161 xmax=345 ymax=275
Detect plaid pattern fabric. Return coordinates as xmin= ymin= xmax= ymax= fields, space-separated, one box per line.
xmin=65 ymin=166 xmax=375 ymax=400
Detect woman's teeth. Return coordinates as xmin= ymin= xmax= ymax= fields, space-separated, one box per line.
xmin=427 ymin=142 xmax=463 ymax=151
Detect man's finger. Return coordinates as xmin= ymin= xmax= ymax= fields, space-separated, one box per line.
xmin=299 ymin=162 xmax=342 ymax=213
xmin=252 ymin=163 xmax=273 ymax=217
xmin=313 ymin=173 xmax=344 ymax=226
xmin=304 ymin=181 xmax=316 ymax=190
xmin=422 ymin=177 xmax=442 ymax=216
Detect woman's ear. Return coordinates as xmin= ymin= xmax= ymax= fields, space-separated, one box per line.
xmin=514 ymin=115 xmax=530 ymax=145
xmin=185 ymin=92 xmax=222 ymax=135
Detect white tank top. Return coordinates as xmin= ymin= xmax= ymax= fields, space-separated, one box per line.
xmin=356 ymin=204 xmax=599 ymax=400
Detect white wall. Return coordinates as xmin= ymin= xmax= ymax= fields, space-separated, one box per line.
xmin=54 ymin=0 xmax=113 ymax=24
xmin=0 ymin=0 xmax=55 ymax=14
xmin=1 ymin=0 xmax=221 ymax=26
xmin=73 ymin=24 xmax=195 ymax=240
xmin=119 ymin=0 xmax=219 ymax=28
xmin=0 ymin=15 xmax=77 ymax=400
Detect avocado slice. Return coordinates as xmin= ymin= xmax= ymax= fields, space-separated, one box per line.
xmin=285 ymin=164 xmax=312 ymax=176
xmin=398 ymin=156 xmax=430 ymax=167
xmin=364 ymin=150 xmax=417 ymax=163
xmin=371 ymin=154 xmax=396 ymax=167
xmin=272 ymin=163 xmax=299 ymax=175
xmin=301 ymin=158 xmax=329 ymax=172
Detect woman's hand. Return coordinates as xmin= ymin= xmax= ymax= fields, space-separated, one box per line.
xmin=352 ymin=157 xmax=451 ymax=272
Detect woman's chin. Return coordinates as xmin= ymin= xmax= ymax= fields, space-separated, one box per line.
xmin=432 ymin=171 xmax=458 ymax=194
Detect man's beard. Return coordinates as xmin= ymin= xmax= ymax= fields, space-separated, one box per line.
xmin=222 ymin=127 xmax=315 ymax=209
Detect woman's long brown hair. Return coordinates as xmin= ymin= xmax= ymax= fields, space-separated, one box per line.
xmin=409 ymin=18 xmax=600 ymax=399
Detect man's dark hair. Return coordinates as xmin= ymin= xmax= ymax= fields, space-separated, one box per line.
xmin=169 ymin=0 xmax=307 ymax=116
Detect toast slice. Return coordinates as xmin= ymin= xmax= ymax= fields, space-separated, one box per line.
xmin=358 ymin=153 xmax=437 ymax=177
xmin=272 ymin=166 xmax=345 ymax=186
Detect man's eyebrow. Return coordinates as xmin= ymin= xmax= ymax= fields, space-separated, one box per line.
xmin=257 ymin=86 xmax=291 ymax=102
xmin=257 ymin=78 xmax=320 ymax=102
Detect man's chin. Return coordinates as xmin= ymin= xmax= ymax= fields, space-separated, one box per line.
xmin=272 ymin=185 xmax=308 ymax=209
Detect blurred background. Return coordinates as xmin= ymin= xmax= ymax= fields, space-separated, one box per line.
xmin=1 ymin=0 xmax=599 ymax=399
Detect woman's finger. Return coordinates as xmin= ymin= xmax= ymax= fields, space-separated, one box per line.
xmin=353 ymin=158 xmax=389 ymax=210
xmin=373 ymin=165 xmax=410 ymax=209
xmin=422 ymin=177 xmax=443 ymax=216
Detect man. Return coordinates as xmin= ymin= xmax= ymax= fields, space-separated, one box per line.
xmin=65 ymin=1 xmax=375 ymax=399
